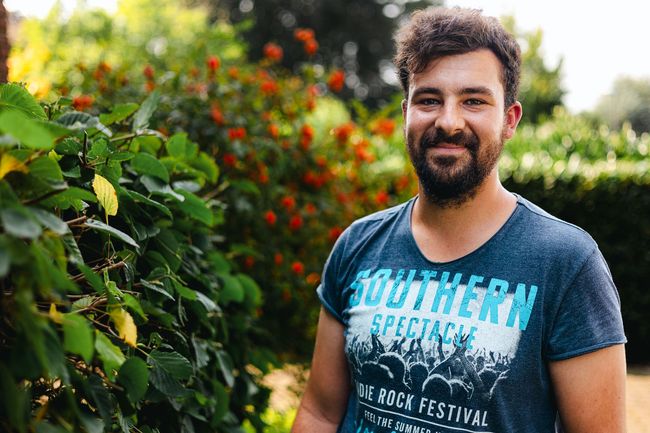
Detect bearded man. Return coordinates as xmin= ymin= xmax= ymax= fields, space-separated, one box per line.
xmin=292 ymin=7 xmax=626 ymax=433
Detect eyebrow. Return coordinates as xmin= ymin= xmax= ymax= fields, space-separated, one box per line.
xmin=410 ymin=86 xmax=496 ymax=99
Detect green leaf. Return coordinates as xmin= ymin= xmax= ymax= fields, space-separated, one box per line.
xmin=57 ymin=186 xmax=98 ymax=203
xmin=149 ymin=362 xmax=187 ymax=397
xmin=95 ymin=331 xmax=126 ymax=379
xmin=237 ymin=274 xmax=263 ymax=308
xmin=0 ymin=236 xmax=9 ymax=277
xmin=141 ymin=279 xmax=175 ymax=301
xmin=123 ymin=293 xmax=147 ymax=320
xmin=177 ymin=190 xmax=213 ymax=226
xmin=149 ymin=349 xmax=193 ymax=380
xmin=77 ymin=263 xmax=105 ymax=294
xmin=117 ymin=357 xmax=149 ymax=403
xmin=229 ymin=179 xmax=260 ymax=195
xmin=86 ymin=374 xmax=113 ymax=429
xmin=0 ymin=83 xmax=46 ymax=119
xmin=54 ymin=137 xmax=82 ymax=155
xmin=131 ymin=152 xmax=169 ymax=183
xmin=55 ymin=111 xmax=112 ymax=136
xmin=191 ymin=152 xmax=220 ymax=184
xmin=0 ymin=207 xmax=42 ymax=239
xmin=0 ymin=109 xmax=55 ymax=149
xmin=133 ymin=90 xmax=161 ymax=132
xmin=211 ymin=380 xmax=229 ymax=423
xmin=215 ymin=350 xmax=235 ymax=387
xmin=28 ymin=156 xmax=63 ymax=181
xmin=126 ymin=189 xmax=172 ymax=218
xmin=84 ymin=219 xmax=140 ymax=249
xmin=29 ymin=208 xmax=70 ymax=235
xmin=99 ymin=103 xmax=139 ymax=126
xmin=219 ymin=274 xmax=244 ymax=304
xmin=166 ymin=133 xmax=187 ymax=158
xmin=63 ymin=314 xmax=94 ymax=362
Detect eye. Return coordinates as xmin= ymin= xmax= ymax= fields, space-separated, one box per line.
xmin=465 ymin=98 xmax=485 ymax=106
xmin=420 ymin=98 xmax=440 ymax=106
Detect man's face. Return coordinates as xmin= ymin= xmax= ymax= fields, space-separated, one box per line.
xmin=402 ymin=49 xmax=521 ymax=207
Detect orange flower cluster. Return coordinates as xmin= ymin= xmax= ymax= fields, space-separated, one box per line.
xmin=210 ymin=106 xmax=224 ymax=126
xmin=328 ymin=69 xmax=345 ymax=93
xmin=263 ymin=42 xmax=284 ymax=62
xmin=72 ymin=94 xmax=94 ymax=111
xmin=260 ymin=79 xmax=279 ymax=95
xmin=294 ymin=28 xmax=319 ymax=56
xmin=300 ymin=124 xmax=314 ymax=150
xmin=332 ymin=122 xmax=355 ymax=143
xmin=372 ymin=118 xmax=397 ymax=138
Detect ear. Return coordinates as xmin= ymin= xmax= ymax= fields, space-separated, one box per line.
xmin=502 ymin=101 xmax=523 ymax=140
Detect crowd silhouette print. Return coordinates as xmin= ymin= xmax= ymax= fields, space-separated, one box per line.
xmin=348 ymin=332 xmax=511 ymax=433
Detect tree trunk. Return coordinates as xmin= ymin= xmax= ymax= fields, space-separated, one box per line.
xmin=0 ymin=0 xmax=9 ymax=83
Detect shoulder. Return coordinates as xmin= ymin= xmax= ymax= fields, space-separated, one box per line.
xmin=512 ymin=194 xmax=599 ymax=263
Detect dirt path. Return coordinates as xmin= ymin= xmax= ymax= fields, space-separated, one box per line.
xmin=264 ymin=366 xmax=650 ymax=431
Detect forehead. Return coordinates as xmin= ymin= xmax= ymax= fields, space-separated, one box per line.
xmin=408 ymin=49 xmax=505 ymax=98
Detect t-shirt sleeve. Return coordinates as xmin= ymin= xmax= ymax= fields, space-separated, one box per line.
xmin=316 ymin=228 xmax=350 ymax=324
xmin=545 ymin=247 xmax=627 ymax=361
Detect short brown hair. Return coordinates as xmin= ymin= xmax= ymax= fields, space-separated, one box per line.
xmin=394 ymin=7 xmax=521 ymax=107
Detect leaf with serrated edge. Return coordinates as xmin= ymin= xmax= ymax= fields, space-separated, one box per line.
xmin=92 ymin=174 xmax=118 ymax=221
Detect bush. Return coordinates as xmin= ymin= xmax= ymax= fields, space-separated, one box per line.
xmin=0 ymin=83 xmax=270 ymax=433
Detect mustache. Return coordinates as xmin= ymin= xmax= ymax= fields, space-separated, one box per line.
xmin=420 ymin=128 xmax=478 ymax=150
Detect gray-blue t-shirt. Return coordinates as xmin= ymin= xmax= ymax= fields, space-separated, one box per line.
xmin=317 ymin=194 xmax=626 ymax=433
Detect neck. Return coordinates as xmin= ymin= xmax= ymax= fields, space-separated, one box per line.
xmin=411 ymin=170 xmax=517 ymax=262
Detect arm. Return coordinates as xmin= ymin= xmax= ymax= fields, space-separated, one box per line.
xmin=292 ymin=308 xmax=351 ymax=433
xmin=548 ymin=344 xmax=626 ymax=433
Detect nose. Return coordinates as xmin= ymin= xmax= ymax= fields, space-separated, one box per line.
xmin=434 ymin=103 xmax=465 ymax=135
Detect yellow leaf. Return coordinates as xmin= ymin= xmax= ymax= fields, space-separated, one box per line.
xmin=92 ymin=174 xmax=118 ymax=220
xmin=110 ymin=308 xmax=137 ymax=347
xmin=49 ymin=303 xmax=63 ymax=324
xmin=0 ymin=154 xmax=29 ymax=180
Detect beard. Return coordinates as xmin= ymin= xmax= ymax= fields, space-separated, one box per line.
xmin=407 ymin=126 xmax=504 ymax=208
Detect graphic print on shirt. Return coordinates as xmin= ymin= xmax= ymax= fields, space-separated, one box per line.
xmin=344 ymin=267 xmax=539 ymax=433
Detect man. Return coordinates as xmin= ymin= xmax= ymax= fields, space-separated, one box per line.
xmin=292 ymin=7 xmax=626 ymax=433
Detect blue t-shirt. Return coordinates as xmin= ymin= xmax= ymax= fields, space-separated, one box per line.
xmin=317 ymin=194 xmax=626 ymax=433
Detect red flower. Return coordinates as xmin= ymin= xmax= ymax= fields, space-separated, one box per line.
xmin=267 ymin=123 xmax=279 ymax=139
xmin=206 ymin=55 xmax=220 ymax=72
xmin=223 ymin=153 xmax=237 ymax=167
xmin=332 ymin=122 xmax=355 ymax=143
xmin=228 ymin=127 xmax=247 ymax=141
xmin=289 ymin=215 xmax=303 ymax=231
xmin=274 ymin=252 xmax=284 ymax=265
xmin=260 ymin=79 xmax=279 ymax=95
xmin=300 ymin=124 xmax=314 ymax=150
xmin=304 ymin=203 xmax=317 ymax=215
xmin=291 ymin=261 xmax=305 ymax=275
xmin=304 ymin=39 xmax=319 ymax=56
xmin=280 ymin=196 xmax=296 ymax=210
xmin=375 ymin=190 xmax=390 ymax=205
xmin=328 ymin=69 xmax=345 ymax=93
xmin=372 ymin=118 xmax=397 ymax=138
xmin=329 ymin=226 xmax=343 ymax=242
xmin=263 ymin=42 xmax=284 ymax=62
xmin=210 ymin=106 xmax=224 ymax=126
xmin=294 ymin=28 xmax=315 ymax=42
xmin=72 ymin=95 xmax=93 ymax=111
xmin=264 ymin=210 xmax=277 ymax=226
xmin=143 ymin=64 xmax=155 ymax=80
